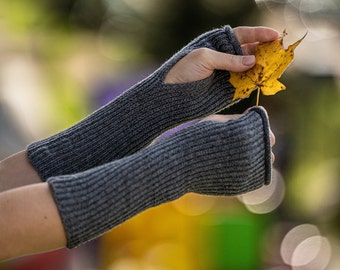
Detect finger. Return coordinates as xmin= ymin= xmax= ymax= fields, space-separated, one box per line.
xmin=233 ymin=26 xmax=280 ymax=45
xmin=241 ymin=43 xmax=258 ymax=56
xmin=206 ymin=49 xmax=256 ymax=72
xmin=201 ymin=114 xmax=242 ymax=123
xmin=271 ymin=152 xmax=275 ymax=164
xmin=270 ymin=129 xmax=276 ymax=147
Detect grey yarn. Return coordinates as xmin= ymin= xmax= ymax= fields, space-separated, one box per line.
xmin=48 ymin=107 xmax=272 ymax=249
xmin=27 ymin=25 xmax=243 ymax=180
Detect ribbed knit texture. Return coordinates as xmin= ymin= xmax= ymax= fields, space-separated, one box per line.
xmin=27 ymin=25 xmax=243 ymax=181
xmin=48 ymin=107 xmax=272 ymax=249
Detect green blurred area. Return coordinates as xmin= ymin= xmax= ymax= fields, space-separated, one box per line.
xmin=0 ymin=0 xmax=340 ymax=269
xmin=0 ymin=0 xmax=258 ymax=131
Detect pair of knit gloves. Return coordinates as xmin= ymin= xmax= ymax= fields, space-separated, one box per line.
xmin=27 ymin=26 xmax=272 ymax=248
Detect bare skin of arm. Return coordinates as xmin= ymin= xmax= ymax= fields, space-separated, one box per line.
xmin=0 ymin=26 xmax=278 ymax=262
xmin=0 ymin=151 xmax=41 ymax=192
xmin=0 ymin=183 xmax=67 ymax=260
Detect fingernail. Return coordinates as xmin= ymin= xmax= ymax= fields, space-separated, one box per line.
xmin=242 ymin=55 xmax=255 ymax=66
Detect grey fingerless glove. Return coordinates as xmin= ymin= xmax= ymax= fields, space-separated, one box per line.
xmin=27 ymin=25 xmax=243 ymax=181
xmin=47 ymin=107 xmax=272 ymax=249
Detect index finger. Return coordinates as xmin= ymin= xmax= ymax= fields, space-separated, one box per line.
xmin=233 ymin=26 xmax=280 ymax=44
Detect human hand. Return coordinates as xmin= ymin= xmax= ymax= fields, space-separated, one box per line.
xmin=164 ymin=26 xmax=279 ymax=84
xmin=202 ymin=108 xmax=276 ymax=164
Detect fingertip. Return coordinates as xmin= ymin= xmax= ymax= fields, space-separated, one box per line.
xmin=254 ymin=26 xmax=280 ymax=42
xmin=234 ymin=26 xmax=280 ymax=44
xmin=270 ymin=129 xmax=276 ymax=147
xmin=242 ymin=55 xmax=256 ymax=66
xmin=268 ymin=28 xmax=281 ymax=40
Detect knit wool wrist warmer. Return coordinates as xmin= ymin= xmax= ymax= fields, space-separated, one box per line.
xmin=27 ymin=25 xmax=243 ymax=181
xmin=48 ymin=107 xmax=272 ymax=249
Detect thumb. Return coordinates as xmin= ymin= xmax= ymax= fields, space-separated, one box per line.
xmin=209 ymin=51 xmax=256 ymax=72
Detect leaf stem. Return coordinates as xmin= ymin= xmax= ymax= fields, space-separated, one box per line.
xmin=256 ymin=88 xmax=260 ymax=106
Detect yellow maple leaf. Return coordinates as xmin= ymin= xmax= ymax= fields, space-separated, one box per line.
xmin=230 ymin=31 xmax=307 ymax=105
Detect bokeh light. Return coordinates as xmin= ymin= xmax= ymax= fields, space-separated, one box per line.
xmin=255 ymin=0 xmax=340 ymax=36
xmin=280 ymin=224 xmax=331 ymax=269
xmin=288 ymin=158 xmax=340 ymax=219
xmin=172 ymin=193 xmax=217 ymax=216
xmin=238 ymin=168 xmax=285 ymax=214
xmin=291 ymin=236 xmax=331 ymax=269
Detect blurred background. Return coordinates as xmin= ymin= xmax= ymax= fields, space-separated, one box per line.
xmin=0 ymin=0 xmax=339 ymax=269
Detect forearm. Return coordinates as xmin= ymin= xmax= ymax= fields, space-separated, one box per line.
xmin=48 ymin=107 xmax=272 ymax=248
xmin=27 ymin=25 xmax=243 ymax=181
xmin=0 ymin=151 xmax=42 ymax=193
xmin=0 ymin=108 xmax=272 ymax=260
xmin=0 ymin=183 xmax=66 ymax=261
